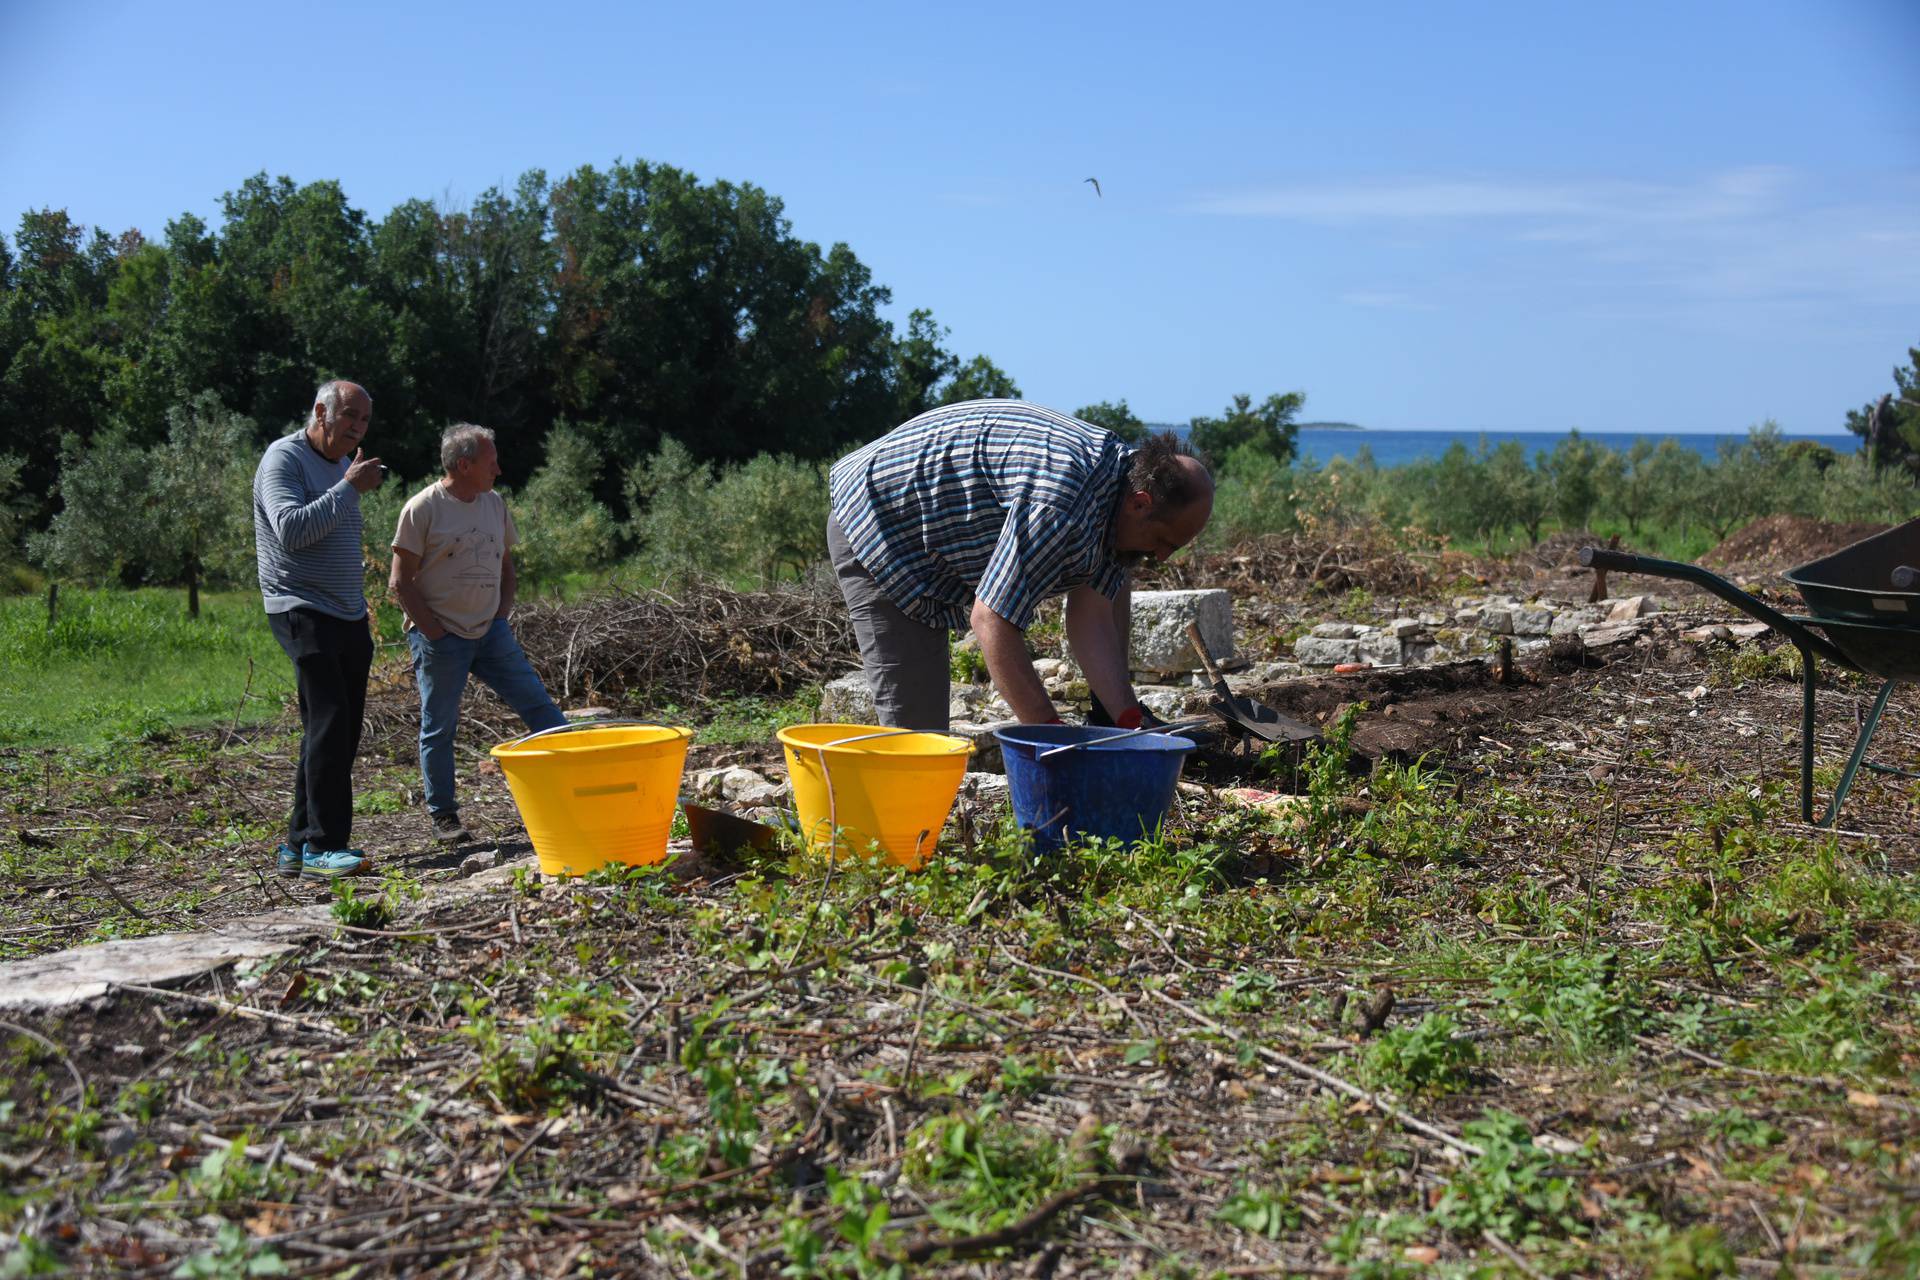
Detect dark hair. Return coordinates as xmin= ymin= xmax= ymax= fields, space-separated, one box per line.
xmin=1127 ymin=431 xmax=1209 ymax=509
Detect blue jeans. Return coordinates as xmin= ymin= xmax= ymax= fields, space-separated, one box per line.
xmin=408 ymin=619 xmax=567 ymax=817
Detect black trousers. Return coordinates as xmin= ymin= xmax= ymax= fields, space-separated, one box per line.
xmin=268 ymin=608 xmax=374 ymax=852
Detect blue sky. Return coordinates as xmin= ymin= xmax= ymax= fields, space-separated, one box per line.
xmin=3 ymin=0 xmax=1916 ymax=434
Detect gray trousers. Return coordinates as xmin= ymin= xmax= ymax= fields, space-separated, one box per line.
xmin=826 ymin=514 xmax=951 ymax=731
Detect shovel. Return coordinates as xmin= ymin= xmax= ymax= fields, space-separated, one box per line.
xmin=1186 ymin=623 xmax=1320 ymax=745
xmin=682 ymin=802 xmax=779 ymax=859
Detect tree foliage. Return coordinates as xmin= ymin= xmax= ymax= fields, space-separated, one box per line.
xmin=26 ymin=395 xmax=256 ymax=614
xmin=0 ymin=162 xmax=1013 ymax=557
xmin=1188 ymin=392 xmax=1304 ymax=466
xmin=1845 ymin=346 xmax=1920 ymax=475
xmin=1073 ymin=399 xmax=1148 ymax=444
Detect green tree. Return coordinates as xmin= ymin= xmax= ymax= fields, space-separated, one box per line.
xmin=938 ymin=354 xmax=1021 ymax=405
xmin=626 ymin=436 xmax=718 ymax=581
xmin=1073 ymin=399 xmax=1148 ymax=443
xmin=144 ymin=393 xmax=258 ymax=615
xmin=710 ymin=454 xmax=829 ymax=584
xmin=888 ymin=307 xmax=959 ymax=423
xmin=1188 ymin=392 xmax=1305 ymax=465
xmin=27 ymin=429 xmax=150 ymax=591
xmin=1489 ymin=442 xmax=1552 ymax=545
xmin=1543 ymin=430 xmax=1606 ymax=533
xmin=510 ymin=423 xmax=618 ymax=588
xmin=1845 ymin=345 xmax=1920 ymax=474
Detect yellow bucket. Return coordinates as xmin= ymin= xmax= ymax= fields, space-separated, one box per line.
xmin=489 ymin=723 xmax=693 ymax=876
xmin=777 ymin=724 xmax=973 ymax=869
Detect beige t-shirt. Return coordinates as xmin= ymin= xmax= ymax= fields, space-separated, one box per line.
xmin=391 ymin=483 xmax=518 ymax=639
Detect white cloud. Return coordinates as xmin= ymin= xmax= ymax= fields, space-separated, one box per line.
xmin=1188 ymin=168 xmax=1920 ymax=307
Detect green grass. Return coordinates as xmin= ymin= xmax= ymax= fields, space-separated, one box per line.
xmin=0 ymin=588 xmax=294 ymax=747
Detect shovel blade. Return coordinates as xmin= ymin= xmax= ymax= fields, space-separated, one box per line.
xmin=1211 ymin=695 xmax=1320 ymax=744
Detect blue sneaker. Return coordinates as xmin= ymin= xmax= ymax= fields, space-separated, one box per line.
xmin=298 ymin=846 xmax=370 ymax=881
xmin=275 ymin=843 xmax=304 ymax=877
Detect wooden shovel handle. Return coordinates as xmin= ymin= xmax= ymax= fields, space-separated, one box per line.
xmin=1187 ymin=622 xmax=1226 ymax=684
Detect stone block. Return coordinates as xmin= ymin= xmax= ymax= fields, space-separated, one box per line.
xmin=1070 ymin=588 xmax=1234 ymax=674
xmin=1513 ymin=606 xmax=1554 ymax=636
xmin=1386 ymin=617 xmax=1425 ymax=639
xmin=1479 ymin=608 xmax=1515 ymax=635
xmin=820 ymin=671 xmax=877 ymax=723
xmin=1311 ymin=621 xmax=1364 ymax=639
xmin=1607 ymin=595 xmax=1657 ymax=621
xmin=1359 ymin=633 xmax=1406 ymax=666
xmin=1295 ymin=635 xmax=1362 ymax=666
xmin=1136 ymin=686 xmax=1192 ymax=720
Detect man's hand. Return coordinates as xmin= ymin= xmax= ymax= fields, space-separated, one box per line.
xmin=388 ymin=546 xmax=446 ymax=641
xmin=970 ymin=600 xmax=1061 ymax=723
xmin=345 ymin=448 xmax=385 ymax=494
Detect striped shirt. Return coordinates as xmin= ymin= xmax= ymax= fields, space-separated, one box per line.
xmin=829 ymin=400 xmax=1133 ymax=630
xmin=253 ymin=432 xmax=366 ymax=620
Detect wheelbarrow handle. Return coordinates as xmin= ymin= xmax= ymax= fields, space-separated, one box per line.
xmin=1577 ymin=546 xmax=1855 ymax=671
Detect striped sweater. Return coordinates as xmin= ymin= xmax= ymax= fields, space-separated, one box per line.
xmin=252 ymin=432 xmax=366 ymax=620
xmin=828 ymin=400 xmax=1133 ymax=630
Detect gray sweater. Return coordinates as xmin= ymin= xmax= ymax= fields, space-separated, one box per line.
xmin=253 ymin=432 xmax=366 ymax=620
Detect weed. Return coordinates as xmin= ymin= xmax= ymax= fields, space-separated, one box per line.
xmin=1360 ymin=1013 xmax=1478 ymax=1096
xmin=1434 ymin=1110 xmax=1586 ymax=1243
xmin=905 ymin=1107 xmax=1072 ymax=1234
xmin=1488 ymin=945 xmax=1637 ymax=1057
xmin=1215 ymin=1181 xmax=1302 ymax=1237
xmin=168 ymin=1221 xmax=288 ymax=1277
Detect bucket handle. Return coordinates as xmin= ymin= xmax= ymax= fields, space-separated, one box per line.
xmin=499 ymin=718 xmax=691 ymax=749
xmin=1036 ymin=717 xmax=1210 ymax=761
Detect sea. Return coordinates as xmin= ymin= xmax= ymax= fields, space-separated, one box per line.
xmin=1154 ymin=424 xmax=1861 ymax=470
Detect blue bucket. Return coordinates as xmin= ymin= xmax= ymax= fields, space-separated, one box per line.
xmin=994 ymin=725 xmax=1197 ymax=853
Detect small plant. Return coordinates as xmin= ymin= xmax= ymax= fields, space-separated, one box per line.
xmin=950 ymin=640 xmax=987 ymax=684
xmin=1215 ymin=1181 xmax=1302 ymax=1237
xmin=1362 ymin=1012 xmax=1478 ymax=1096
xmin=169 ymin=1222 xmax=287 ymax=1278
xmin=1434 ymin=1110 xmax=1585 ymax=1243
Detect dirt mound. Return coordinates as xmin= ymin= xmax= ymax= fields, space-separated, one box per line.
xmin=1702 ymin=515 xmax=1889 ymax=573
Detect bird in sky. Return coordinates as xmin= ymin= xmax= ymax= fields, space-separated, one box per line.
xmin=1084 ymin=177 xmax=1101 ymax=198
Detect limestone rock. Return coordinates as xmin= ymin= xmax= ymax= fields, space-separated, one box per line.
xmin=1607 ymin=595 xmax=1656 ymax=621
xmin=1295 ymin=636 xmax=1363 ymax=667
xmin=1311 ymin=621 xmax=1364 ymax=640
xmin=820 ymin=671 xmax=877 ymax=723
xmin=1069 ymin=588 xmax=1234 ymax=675
xmin=1513 ymin=606 xmax=1554 ymax=636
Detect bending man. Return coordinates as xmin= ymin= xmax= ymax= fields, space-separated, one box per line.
xmin=390 ymin=424 xmax=568 ymax=843
xmin=827 ymin=399 xmax=1213 ymax=731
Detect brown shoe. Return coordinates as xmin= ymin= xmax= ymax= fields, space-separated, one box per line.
xmin=431 ymin=812 xmax=470 ymax=843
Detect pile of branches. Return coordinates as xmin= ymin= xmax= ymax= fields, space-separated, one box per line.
xmin=1146 ymin=530 xmax=1460 ymax=599
xmin=512 ymin=581 xmax=858 ymax=709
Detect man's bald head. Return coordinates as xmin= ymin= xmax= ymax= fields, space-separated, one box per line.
xmin=1112 ymin=432 xmax=1214 ymax=566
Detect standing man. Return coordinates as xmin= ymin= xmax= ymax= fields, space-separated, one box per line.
xmin=253 ymin=379 xmax=384 ymax=880
xmin=390 ymin=424 xmax=568 ymax=843
xmin=828 ymin=399 xmax=1214 ymax=732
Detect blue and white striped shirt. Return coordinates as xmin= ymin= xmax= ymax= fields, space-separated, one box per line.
xmin=829 ymin=400 xmax=1133 ymax=631
xmin=253 ymin=432 xmax=367 ymax=621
